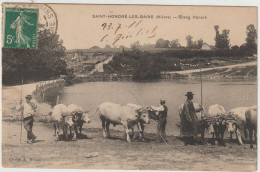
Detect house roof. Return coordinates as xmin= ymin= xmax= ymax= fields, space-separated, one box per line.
xmin=202 ymin=42 xmax=211 ymax=47
xmin=201 ymin=43 xmax=217 ymax=50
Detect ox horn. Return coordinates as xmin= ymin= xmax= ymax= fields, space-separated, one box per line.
xmin=88 ymin=107 xmax=100 ymax=118
xmin=131 ymin=91 xmax=148 ymax=112
xmin=146 ymin=106 xmax=153 ymax=111
xmin=85 ymin=105 xmax=94 ymax=112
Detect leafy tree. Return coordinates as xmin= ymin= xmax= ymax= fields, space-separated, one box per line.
xmin=221 ymin=29 xmax=230 ymax=49
xmin=119 ymin=45 xmax=126 ymax=52
xmin=155 ymin=38 xmax=170 ymax=48
xmin=214 ymin=25 xmax=220 ymax=48
xmin=214 ymin=25 xmax=230 ymax=49
xmin=186 ymin=35 xmax=193 ymax=48
xmin=185 ymin=36 xmax=202 ymax=49
xmin=105 ymin=45 xmax=111 ymax=49
xmin=231 ymin=45 xmax=240 ymax=50
xmin=132 ymin=56 xmax=161 ymax=80
xmin=197 ymin=39 xmax=204 ymax=49
xmin=245 ymin=24 xmax=257 ymax=53
xmin=2 ymin=30 xmax=67 ymax=85
xmin=142 ymin=43 xmax=155 ymax=49
xmin=90 ymin=46 xmax=100 ymax=49
xmin=170 ymin=39 xmax=180 ymax=48
xmin=130 ymin=41 xmax=141 ymax=51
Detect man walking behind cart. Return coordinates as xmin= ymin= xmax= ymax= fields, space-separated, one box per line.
xmin=16 ymin=94 xmax=37 ymax=144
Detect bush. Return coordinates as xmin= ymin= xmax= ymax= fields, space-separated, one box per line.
xmin=104 ymin=51 xmax=181 ymax=79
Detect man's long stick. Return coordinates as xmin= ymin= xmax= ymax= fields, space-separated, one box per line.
xmin=131 ymin=91 xmax=146 ymax=111
xmin=20 ymin=75 xmax=24 ymax=143
xmin=200 ymin=57 xmax=203 ymax=119
xmin=156 ymin=128 xmax=168 ymax=145
xmin=132 ymin=91 xmax=168 ymax=145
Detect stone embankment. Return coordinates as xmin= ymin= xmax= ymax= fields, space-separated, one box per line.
xmin=33 ymin=79 xmax=65 ymax=105
xmin=2 ymin=79 xmax=65 ymax=122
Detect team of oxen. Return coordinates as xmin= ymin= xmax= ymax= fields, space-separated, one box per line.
xmin=178 ymin=103 xmax=257 ymax=148
xmin=50 ymin=102 xmax=257 ymax=148
xmin=50 ymin=102 xmax=152 ymax=142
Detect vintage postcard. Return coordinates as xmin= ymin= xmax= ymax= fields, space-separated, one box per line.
xmin=1 ymin=2 xmax=257 ymax=171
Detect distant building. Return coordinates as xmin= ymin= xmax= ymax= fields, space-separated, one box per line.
xmin=201 ymin=43 xmax=216 ymax=50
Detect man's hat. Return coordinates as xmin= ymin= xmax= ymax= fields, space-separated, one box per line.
xmin=160 ymin=99 xmax=166 ymax=103
xmin=25 ymin=94 xmax=32 ymax=99
xmin=185 ymin=92 xmax=195 ymax=96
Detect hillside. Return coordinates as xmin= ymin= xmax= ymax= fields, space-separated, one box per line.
xmin=102 ymin=50 xmax=257 ymax=80
xmin=63 ymin=48 xmax=257 ymax=80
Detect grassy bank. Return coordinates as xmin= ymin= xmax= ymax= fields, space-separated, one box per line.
xmin=162 ymin=61 xmax=257 ymax=79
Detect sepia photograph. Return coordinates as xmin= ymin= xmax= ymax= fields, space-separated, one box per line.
xmin=1 ymin=2 xmax=258 ymax=171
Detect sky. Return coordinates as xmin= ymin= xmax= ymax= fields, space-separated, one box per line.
xmin=49 ymin=4 xmax=257 ymax=50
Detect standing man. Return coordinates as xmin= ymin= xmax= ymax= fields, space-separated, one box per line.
xmin=152 ymin=99 xmax=168 ymax=143
xmin=180 ymin=92 xmax=201 ymax=145
xmin=16 ymin=94 xmax=37 ymax=144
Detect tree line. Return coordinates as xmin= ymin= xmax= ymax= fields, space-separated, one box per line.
xmin=154 ymin=24 xmax=257 ymax=54
xmin=2 ymin=24 xmax=256 ymax=84
xmin=2 ymin=30 xmax=67 ymax=85
xmin=103 ymin=24 xmax=257 ymax=80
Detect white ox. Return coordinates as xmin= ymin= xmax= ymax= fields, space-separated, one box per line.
xmin=227 ymin=105 xmax=257 ymax=147
xmin=67 ymin=104 xmax=91 ymax=137
xmin=127 ymin=103 xmax=157 ymax=141
xmin=208 ymin=104 xmax=226 ymax=116
xmin=245 ymin=106 xmax=257 ymax=148
xmin=207 ymin=104 xmax=226 ymax=133
xmin=51 ymin=104 xmax=74 ymax=141
xmin=207 ymin=104 xmax=227 ymax=146
xmin=98 ymin=102 xmax=150 ymax=142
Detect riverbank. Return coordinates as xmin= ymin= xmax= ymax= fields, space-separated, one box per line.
xmin=69 ymin=61 xmax=257 ymax=83
xmin=162 ymin=61 xmax=257 ymax=79
xmin=32 ymin=79 xmax=65 ymax=106
xmin=2 ymin=79 xmax=65 ymax=122
xmin=2 ymin=121 xmax=257 ymax=170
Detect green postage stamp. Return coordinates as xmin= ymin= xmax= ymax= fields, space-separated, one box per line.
xmin=4 ymin=8 xmax=39 ymax=49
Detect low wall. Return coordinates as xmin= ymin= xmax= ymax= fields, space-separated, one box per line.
xmin=73 ymin=74 xmax=133 ymax=83
xmin=32 ymin=79 xmax=65 ymax=106
xmin=2 ymin=79 xmax=65 ymax=122
xmin=31 ymin=79 xmax=65 ymax=123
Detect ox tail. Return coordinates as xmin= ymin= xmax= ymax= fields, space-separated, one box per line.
xmin=89 ymin=107 xmax=100 ymax=118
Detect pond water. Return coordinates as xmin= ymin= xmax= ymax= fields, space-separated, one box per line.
xmin=59 ymin=79 xmax=257 ymax=136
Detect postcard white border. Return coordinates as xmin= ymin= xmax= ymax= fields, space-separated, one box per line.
xmin=0 ymin=1 xmax=259 ymax=172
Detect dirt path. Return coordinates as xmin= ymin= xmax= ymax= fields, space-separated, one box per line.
xmin=2 ymin=80 xmax=59 ymax=121
xmin=90 ymin=56 xmax=114 ymax=74
xmin=165 ymin=61 xmax=257 ymax=75
xmin=2 ymin=121 xmax=257 ymax=170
